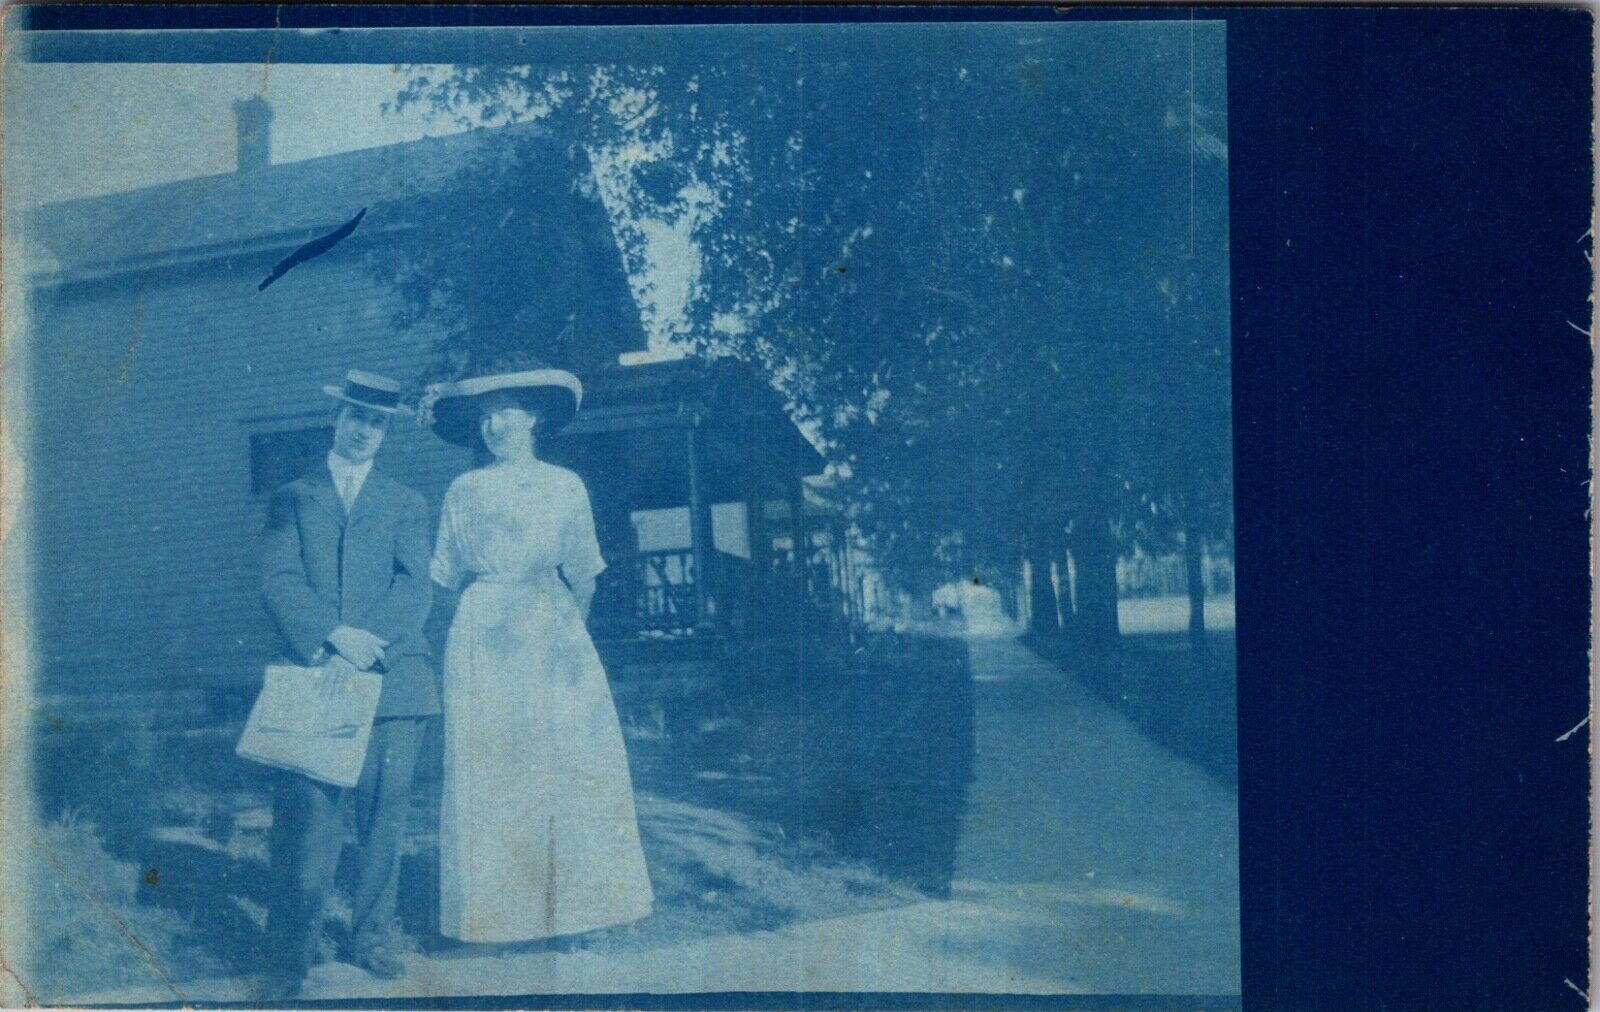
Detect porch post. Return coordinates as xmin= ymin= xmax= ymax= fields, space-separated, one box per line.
xmin=685 ymin=423 xmax=715 ymax=630
xmin=745 ymin=475 xmax=772 ymax=631
xmin=746 ymin=471 xmax=771 ymax=578
xmin=788 ymin=485 xmax=810 ymax=607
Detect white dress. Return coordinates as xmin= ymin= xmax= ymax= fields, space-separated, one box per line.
xmin=430 ymin=461 xmax=654 ymax=942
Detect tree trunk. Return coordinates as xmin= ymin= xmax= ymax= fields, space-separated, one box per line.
xmin=1046 ymin=516 xmax=1074 ymax=634
xmin=1027 ymin=552 xmax=1060 ymax=638
xmin=1184 ymin=524 xmax=1209 ymax=655
xmin=1056 ymin=548 xmax=1080 ymax=642
xmin=1072 ymin=513 xmax=1121 ymax=654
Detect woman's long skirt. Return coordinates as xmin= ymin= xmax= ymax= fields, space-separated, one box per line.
xmin=439 ymin=576 xmax=654 ymax=942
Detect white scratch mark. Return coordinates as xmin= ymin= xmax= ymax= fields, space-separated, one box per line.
xmin=1555 ymin=714 xmax=1589 ymax=742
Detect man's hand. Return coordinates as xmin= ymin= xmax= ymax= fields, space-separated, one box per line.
xmin=319 ymin=654 xmax=360 ymax=700
xmin=325 ymin=625 xmax=388 ymax=671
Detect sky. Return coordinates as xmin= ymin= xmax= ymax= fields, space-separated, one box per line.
xmin=3 ymin=63 xmax=464 ymax=209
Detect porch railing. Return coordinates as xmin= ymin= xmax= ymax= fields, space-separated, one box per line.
xmin=590 ymin=543 xmax=846 ymax=642
xmin=637 ymin=548 xmax=699 ymax=633
xmin=590 ymin=548 xmax=701 ymax=638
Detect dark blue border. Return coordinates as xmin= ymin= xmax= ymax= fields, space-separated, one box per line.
xmin=10 ymin=6 xmax=1593 ymax=1011
xmin=1221 ymin=7 xmax=1592 ymax=1012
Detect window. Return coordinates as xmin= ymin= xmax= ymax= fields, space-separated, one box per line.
xmin=249 ymin=426 xmax=332 ymax=495
xmin=630 ymin=503 xmax=751 ymax=559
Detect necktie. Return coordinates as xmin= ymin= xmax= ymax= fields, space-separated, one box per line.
xmin=338 ymin=471 xmax=356 ymax=513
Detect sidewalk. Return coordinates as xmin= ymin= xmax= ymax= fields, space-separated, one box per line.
xmin=71 ymin=632 xmax=1239 ymax=1002
xmin=949 ymin=633 xmax=1239 ymax=994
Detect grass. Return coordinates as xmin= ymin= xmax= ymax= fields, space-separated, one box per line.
xmin=32 ymin=710 xmax=279 ymax=991
xmin=20 ymin=811 xmax=226 ymax=1004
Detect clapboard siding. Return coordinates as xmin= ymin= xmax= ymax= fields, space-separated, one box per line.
xmin=26 ymin=121 xmax=651 ymax=698
xmin=31 ymin=239 xmax=464 ymax=693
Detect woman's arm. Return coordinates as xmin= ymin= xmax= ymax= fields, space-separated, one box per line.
xmin=424 ymin=583 xmax=461 ymax=657
xmin=430 ymin=484 xmax=467 ymax=593
xmin=560 ymin=475 xmax=606 ymax=623
xmin=570 ymin=575 xmax=596 ymax=622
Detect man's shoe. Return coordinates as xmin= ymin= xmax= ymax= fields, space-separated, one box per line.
xmin=353 ymin=945 xmax=406 ymax=980
xmin=252 ymin=969 xmax=303 ymax=1002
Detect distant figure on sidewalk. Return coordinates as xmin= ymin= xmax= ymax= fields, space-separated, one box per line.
xmin=256 ymin=371 xmax=438 ymax=1000
xmin=423 ymin=362 xmax=654 ymax=945
xmin=959 ymin=580 xmax=1014 ymax=637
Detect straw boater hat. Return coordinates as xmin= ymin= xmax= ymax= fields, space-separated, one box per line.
xmin=421 ymin=368 xmax=584 ymax=446
xmin=322 ymin=370 xmax=412 ymax=415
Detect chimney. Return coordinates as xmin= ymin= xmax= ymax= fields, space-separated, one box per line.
xmin=233 ymin=96 xmax=272 ymax=172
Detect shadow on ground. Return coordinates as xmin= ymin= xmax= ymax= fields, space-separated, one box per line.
xmin=1026 ymin=630 xmax=1237 ymax=787
xmin=621 ymin=632 xmax=977 ymax=897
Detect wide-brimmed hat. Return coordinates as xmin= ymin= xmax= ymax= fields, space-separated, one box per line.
xmin=422 ymin=368 xmax=584 ymax=446
xmin=322 ymin=370 xmax=413 ymax=415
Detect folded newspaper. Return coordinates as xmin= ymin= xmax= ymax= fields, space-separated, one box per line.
xmin=236 ymin=664 xmax=383 ymax=788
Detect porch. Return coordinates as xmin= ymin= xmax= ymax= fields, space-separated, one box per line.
xmin=544 ymin=357 xmax=842 ymax=678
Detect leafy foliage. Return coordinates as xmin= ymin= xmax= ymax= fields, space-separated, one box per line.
xmin=376 ymin=30 xmax=1233 ymax=598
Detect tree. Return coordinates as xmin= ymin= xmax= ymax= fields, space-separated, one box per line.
xmin=375 ymin=27 xmax=1233 ymax=648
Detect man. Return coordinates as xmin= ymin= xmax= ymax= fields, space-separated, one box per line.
xmin=257 ymin=370 xmax=438 ymax=1000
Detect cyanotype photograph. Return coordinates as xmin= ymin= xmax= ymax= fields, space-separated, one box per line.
xmin=0 ymin=15 xmax=1237 ymax=1007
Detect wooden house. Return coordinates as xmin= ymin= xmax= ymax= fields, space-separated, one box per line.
xmin=21 ymin=105 xmax=835 ymax=713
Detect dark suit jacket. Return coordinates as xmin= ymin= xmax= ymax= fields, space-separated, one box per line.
xmin=262 ymin=464 xmax=440 ymax=718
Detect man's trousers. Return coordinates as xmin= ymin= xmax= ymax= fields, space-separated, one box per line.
xmin=262 ymin=717 xmax=425 ymax=980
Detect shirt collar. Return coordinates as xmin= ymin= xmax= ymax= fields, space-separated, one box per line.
xmin=327 ymin=451 xmax=374 ymax=485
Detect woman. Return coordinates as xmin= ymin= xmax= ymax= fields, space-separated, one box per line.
xmin=423 ymin=366 xmax=653 ymax=945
